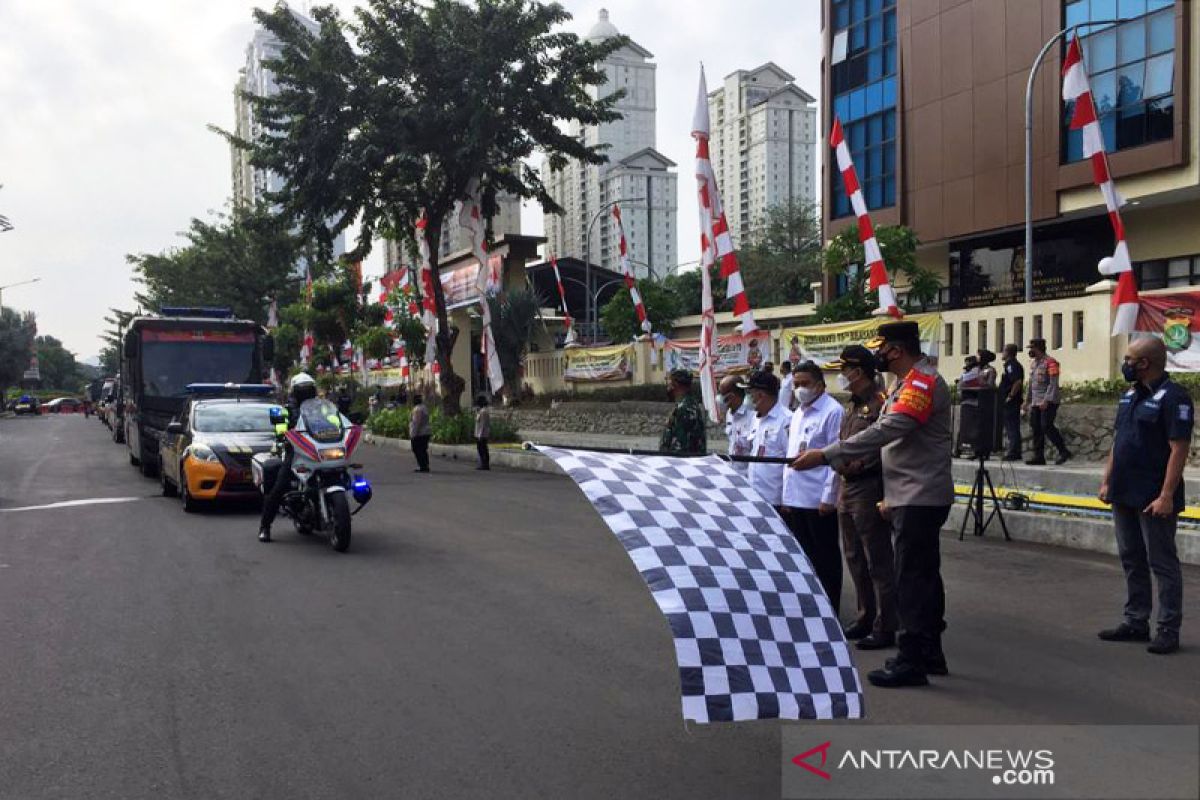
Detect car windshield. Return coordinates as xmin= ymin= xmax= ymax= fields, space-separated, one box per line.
xmin=298 ymin=398 xmax=344 ymax=442
xmin=193 ymin=403 xmax=276 ymax=433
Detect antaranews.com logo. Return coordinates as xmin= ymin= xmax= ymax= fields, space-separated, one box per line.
xmin=792 ymin=740 xmax=1055 ymax=787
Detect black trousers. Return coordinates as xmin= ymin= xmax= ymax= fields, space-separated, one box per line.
xmin=1029 ymin=402 xmax=1067 ymax=459
xmin=1002 ymin=401 xmax=1022 ymax=457
xmin=259 ymin=446 xmax=294 ymax=531
xmin=411 ymin=435 xmax=431 ymax=471
xmin=476 ymin=437 xmax=490 ymax=469
xmin=891 ymin=504 xmax=951 ymax=669
xmin=783 ymin=507 xmax=843 ymax=616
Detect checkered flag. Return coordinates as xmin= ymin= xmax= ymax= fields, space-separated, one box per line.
xmin=538 ymin=447 xmax=864 ymax=723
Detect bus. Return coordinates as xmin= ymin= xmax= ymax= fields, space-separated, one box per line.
xmin=122 ymin=308 xmax=273 ymax=475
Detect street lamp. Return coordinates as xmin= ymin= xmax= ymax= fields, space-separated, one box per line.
xmin=0 ymin=277 xmax=40 ymax=308
xmin=583 ymin=196 xmax=646 ymax=337
xmin=1024 ymin=19 xmax=1120 ymax=303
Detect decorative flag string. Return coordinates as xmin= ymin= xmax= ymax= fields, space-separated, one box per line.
xmin=299 ymin=264 xmax=314 ymax=368
xmin=415 ymin=212 xmax=441 ymax=377
xmin=612 ymin=205 xmax=652 ymax=336
xmin=1062 ymin=34 xmax=1139 ymax=335
xmin=459 ymin=180 xmax=505 ymax=396
xmin=830 ymin=116 xmax=901 ymax=319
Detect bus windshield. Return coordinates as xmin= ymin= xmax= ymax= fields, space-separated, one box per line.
xmin=142 ymin=341 xmax=257 ymax=398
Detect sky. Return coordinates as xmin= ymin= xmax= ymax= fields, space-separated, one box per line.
xmin=0 ymin=0 xmax=822 ymax=361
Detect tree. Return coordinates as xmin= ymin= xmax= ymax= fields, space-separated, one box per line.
xmin=815 ymin=223 xmax=941 ymax=322
xmin=486 ymin=288 xmax=542 ymax=400
xmin=600 ymin=281 xmax=680 ymax=343
xmin=219 ymin=0 xmax=625 ymax=412
xmin=382 ymin=283 xmax=428 ymax=369
xmin=0 ymin=307 xmax=35 ymax=398
xmin=276 ymin=262 xmax=388 ymax=375
xmin=34 ymin=335 xmax=81 ymax=390
xmin=99 ymin=308 xmax=136 ymax=376
xmin=739 ymin=202 xmax=824 ymax=308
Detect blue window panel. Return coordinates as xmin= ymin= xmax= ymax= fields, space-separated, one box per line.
xmin=1087 ymin=28 xmax=1118 ymax=72
xmin=1118 ymin=20 xmax=1145 ymax=65
xmin=850 ymin=23 xmax=866 ymax=52
xmin=883 ymin=109 xmax=896 ymax=140
xmin=1092 ymin=0 xmax=1117 ymax=24
xmin=865 ymin=81 xmax=884 ymax=115
xmin=883 ymin=43 xmax=897 ymax=75
xmin=835 ymin=94 xmax=851 ymax=121
xmin=868 ymin=50 xmax=883 ymax=81
xmin=1144 ymin=52 xmax=1174 ymax=97
xmin=1147 ymin=0 xmax=1174 ymax=10
xmin=1092 ymin=71 xmax=1117 ymax=113
xmin=834 ymin=1 xmax=850 ymax=29
xmin=883 ymin=10 xmax=897 ymax=42
xmin=868 ymin=0 xmax=882 ymax=15
xmin=1066 ymin=0 xmax=1089 ymax=28
xmin=868 ymin=113 xmax=883 ymax=144
xmin=1148 ymin=10 xmax=1173 ymax=54
xmin=1118 ymin=0 xmax=1146 ymax=18
xmin=1146 ymin=95 xmax=1173 ymax=139
xmin=1117 ymin=62 xmax=1144 ymax=106
xmin=867 ymin=180 xmax=883 ymax=209
xmin=852 ymin=0 xmax=866 ymax=21
xmin=868 ymin=16 xmax=882 ymax=48
xmin=1101 ymin=113 xmax=1117 ymax=151
xmin=1065 ymin=127 xmax=1083 ymax=161
xmin=883 ymin=175 xmax=896 ymax=207
xmin=850 ymin=120 xmax=866 ymax=151
xmin=868 ymin=147 xmax=883 ymax=177
xmin=883 ymin=145 xmax=895 ymax=174
xmin=881 ymin=76 xmax=897 ymax=108
xmin=849 ymin=88 xmax=866 ymax=120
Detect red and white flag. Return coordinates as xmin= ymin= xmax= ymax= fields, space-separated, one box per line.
xmin=459 ymin=180 xmax=505 ymax=396
xmin=1062 ymin=35 xmax=1139 ymax=335
xmin=416 ymin=212 xmax=440 ymax=369
xmin=830 ymin=116 xmax=901 ymax=319
xmin=299 ymin=265 xmax=314 ymax=367
xmin=693 ymin=66 xmax=758 ymax=337
xmin=550 ymin=255 xmax=573 ymax=332
xmin=612 ymin=205 xmax=652 ymax=336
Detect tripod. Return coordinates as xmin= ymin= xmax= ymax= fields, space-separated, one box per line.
xmin=958 ymin=454 xmax=1011 ymax=541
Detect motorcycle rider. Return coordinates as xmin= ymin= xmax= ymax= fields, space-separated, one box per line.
xmin=258 ymin=372 xmax=319 ymax=543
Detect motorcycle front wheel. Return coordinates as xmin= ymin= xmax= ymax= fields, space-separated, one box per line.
xmin=327 ymin=491 xmax=351 ymax=553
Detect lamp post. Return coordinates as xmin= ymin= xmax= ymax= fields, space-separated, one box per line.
xmin=583 ymin=196 xmax=646 ymax=338
xmin=0 ymin=277 xmax=40 ymax=308
xmin=1025 ymin=19 xmax=1120 ymax=303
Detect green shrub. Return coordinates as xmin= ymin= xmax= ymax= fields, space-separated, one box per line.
xmin=489 ymin=415 xmax=520 ymax=444
xmin=367 ymin=407 xmax=410 ymax=438
xmin=430 ymin=407 xmax=473 ymax=444
xmin=528 ymin=382 xmax=688 ymax=406
xmin=367 ymin=404 xmax=519 ymax=444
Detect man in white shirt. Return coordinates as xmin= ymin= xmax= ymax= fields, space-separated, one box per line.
xmin=739 ymin=371 xmax=791 ymax=507
xmin=777 ymin=360 xmax=796 ymax=413
xmin=782 ymin=360 xmax=846 ymax=614
xmin=719 ymin=374 xmax=756 ymax=477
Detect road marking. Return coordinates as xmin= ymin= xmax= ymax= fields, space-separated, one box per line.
xmin=0 ymin=497 xmax=143 ymax=513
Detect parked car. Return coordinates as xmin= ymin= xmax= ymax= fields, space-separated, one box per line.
xmin=44 ymin=397 xmax=81 ymax=414
xmin=13 ymin=395 xmax=40 ymax=415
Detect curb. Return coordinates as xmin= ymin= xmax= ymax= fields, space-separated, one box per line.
xmin=363 ymin=433 xmax=566 ymax=476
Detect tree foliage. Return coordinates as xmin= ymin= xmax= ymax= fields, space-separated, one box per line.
xmin=486 ymin=288 xmax=542 ymax=400
xmin=276 ymin=262 xmax=387 ymax=374
xmin=99 ymin=308 xmax=136 ymax=376
xmin=219 ymin=0 xmax=625 ymax=411
xmin=815 ymin=223 xmax=941 ymax=322
xmin=0 ymin=307 xmax=35 ymax=397
xmin=381 ymin=283 xmax=428 ymax=368
xmin=34 ymin=335 xmax=81 ymax=390
xmin=600 ymin=281 xmax=680 ymax=343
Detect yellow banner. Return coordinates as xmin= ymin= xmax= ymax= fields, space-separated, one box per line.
xmin=779 ymin=313 xmax=942 ymax=367
xmin=563 ymin=344 xmax=634 ymax=383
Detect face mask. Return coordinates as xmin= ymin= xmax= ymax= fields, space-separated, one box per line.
xmin=716 ymin=394 xmax=727 ymax=409
xmin=795 ymin=386 xmax=818 ymax=405
xmin=874 ymin=347 xmax=892 ymax=373
xmin=836 ymin=373 xmax=852 ymax=392
xmin=1121 ymin=361 xmax=1140 ymax=383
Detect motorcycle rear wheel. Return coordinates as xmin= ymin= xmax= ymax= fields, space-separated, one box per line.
xmin=327 ymin=491 xmax=351 ymax=553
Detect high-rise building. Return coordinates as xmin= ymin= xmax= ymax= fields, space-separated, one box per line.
xmin=542 ymin=9 xmax=678 ymax=280
xmin=707 ymin=64 xmax=817 ymax=248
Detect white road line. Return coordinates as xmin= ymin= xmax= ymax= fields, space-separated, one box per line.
xmin=0 ymin=497 xmax=143 ymax=513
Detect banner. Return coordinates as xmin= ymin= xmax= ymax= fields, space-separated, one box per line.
xmin=1134 ymin=291 xmax=1200 ymax=371
xmin=537 ymin=447 xmax=862 ymax=723
xmin=664 ymin=331 xmax=772 ymax=377
xmin=441 ymin=255 xmax=504 ymax=310
xmin=779 ymin=313 xmax=942 ymax=367
xmin=563 ymin=344 xmax=633 ymax=383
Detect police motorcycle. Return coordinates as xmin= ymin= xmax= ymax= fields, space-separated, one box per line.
xmin=252 ymin=397 xmax=372 ymax=552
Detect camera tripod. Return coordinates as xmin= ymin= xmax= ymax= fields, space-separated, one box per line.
xmin=958 ymin=454 xmax=1011 ymax=541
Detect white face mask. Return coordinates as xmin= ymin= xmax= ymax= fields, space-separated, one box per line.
xmin=836 ymin=373 xmax=852 ymax=391
xmin=795 ymin=386 xmax=818 ymax=406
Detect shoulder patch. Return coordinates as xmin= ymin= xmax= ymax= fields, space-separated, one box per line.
xmin=890 ymin=370 xmax=935 ymax=424
xmin=1046 ymin=358 xmax=1060 ymax=377
xmin=1181 ymin=405 xmax=1193 ymax=421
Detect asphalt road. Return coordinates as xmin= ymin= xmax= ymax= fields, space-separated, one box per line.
xmin=1 ymin=413 xmax=1197 ymax=799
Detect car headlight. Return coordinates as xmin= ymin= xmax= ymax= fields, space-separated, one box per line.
xmin=321 ymin=447 xmax=346 ymax=461
xmin=189 ymin=444 xmax=219 ymax=463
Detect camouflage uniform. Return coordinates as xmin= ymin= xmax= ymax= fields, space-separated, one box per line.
xmin=660 ymin=394 xmax=707 ymax=455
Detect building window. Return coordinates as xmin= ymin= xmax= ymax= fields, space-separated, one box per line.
xmin=1033 ymin=315 xmax=1044 ymax=341
xmin=996 ymin=318 xmax=1006 ymax=351
xmin=1073 ymin=311 xmax=1085 ymax=348
xmin=1015 ymin=317 xmax=1025 ymax=350
xmin=1135 ymin=254 xmax=1200 ymax=289
xmin=1052 ymin=313 xmax=1064 ymax=350
xmin=946 ymin=320 xmax=955 ymax=357
xmin=830 ymin=109 xmax=896 ymax=216
xmin=961 ymin=322 xmax=970 ymax=356
xmin=1062 ymin=1 xmax=1175 ymax=161
xmin=977 ymin=321 xmax=988 ymax=356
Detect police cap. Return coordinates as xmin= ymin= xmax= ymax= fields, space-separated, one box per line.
xmin=668 ymin=368 xmax=694 ymax=387
xmin=877 ymin=320 xmax=920 ymax=345
xmin=738 ymin=370 xmax=780 ymax=396
xmin=824 ymin=344 xmax=876 ymax=373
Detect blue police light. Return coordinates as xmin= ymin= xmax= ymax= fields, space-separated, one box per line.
xmin=352 ymin=476 xmax=372 ymax=505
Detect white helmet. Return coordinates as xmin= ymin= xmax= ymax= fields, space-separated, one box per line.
xmin=289 ymin=372 xmax=316 ymax=390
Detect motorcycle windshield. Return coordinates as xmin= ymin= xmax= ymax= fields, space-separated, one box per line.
xmin=298 ymin=398 xmax=344 ymax=443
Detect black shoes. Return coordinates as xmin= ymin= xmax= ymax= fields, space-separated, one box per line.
xmin=856 ymin=632 xmax=896 ymax=650
xmin=842 ymin=623 xmax=871 ymax=641
xmin=867 ymin=662 xmax=928 ymax=688
xmin=1147 ymin=631 xmax=1180 ymax=655
xmin=1054 ymin=451 xmax=1073 ymax=465
xmin=258 ymin=528 xmax=271 ymax=543
xmin=1025 ymin=457 xmax=1047 ymax=465
xmin=1098 ymin=622 xmax=1151 ymax=642
xmin=886 ymin=653 xmax=948 ymax=676
xmin=414 ymin=468 xmax=430 ymax=473
xmin=475 ymin=465 xmax=490 ymax=471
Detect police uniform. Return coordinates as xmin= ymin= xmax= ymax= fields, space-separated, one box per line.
xmin=1026 ymin=339 xmax=1070 ymax=463
xmin=660 ymin=370 xmax=707 ymax=455
xmin=821 ymin=321 xmax=953 ymax=682
xmin=999 ymin=354 xmax=1025 ymax=459
xmin=1108 ymin=374 xmax=1191 ymax=641
xmin=826 ymin=346 xmax=897 ymax=644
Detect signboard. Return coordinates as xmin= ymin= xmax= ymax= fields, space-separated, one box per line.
xmin=1135 ymin=291 xmax=1200 ymax=371
xmin=141 ymin=329 xmax=256 ymax=343
xmin=441 ymin=255 xmax=503 ymax=310
xmin=564 ymin=344 xmax=634 ymax=383
xmin=779 ymin=313 xmax=942 ymax=367
xmin=663 ymin=332 xmax=772 ymax=377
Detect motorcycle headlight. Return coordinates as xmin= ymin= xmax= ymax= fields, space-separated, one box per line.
xmin=189 ymin=444 xmax=219 ymax=463
xmin=321 ymin=447 xmax=347 ymax=461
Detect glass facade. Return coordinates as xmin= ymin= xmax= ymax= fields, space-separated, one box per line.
xmin=830 ymin=0 xmax=897 ymax=218
xmin=1063 ymin=0 xmax=1175 ymax=161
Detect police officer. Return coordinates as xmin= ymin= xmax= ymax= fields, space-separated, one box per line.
xmin=825 ymin=345 xmax=897 ymax=650
xmin=1098 ymin=337 xmax=1189 ymax=655
xmin=999 ymin=344 xmax=1025 ymax=460
xmin=791 ymin=321 xmax=953 ymax=687
xmin=718 ymin=374 xmax=755 ymax=475
xmin=660 ymin=369 xmax=706 ymax=454
xmin=1023 ymin=337 xmax=1071 ymax=465
xmin=258 ymin=372 xmax=318 ymax=543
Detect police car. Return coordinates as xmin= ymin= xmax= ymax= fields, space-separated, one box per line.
xmin=158 ymin=384 xmax=280 ymax=511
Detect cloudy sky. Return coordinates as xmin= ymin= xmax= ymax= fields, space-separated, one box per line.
xmin=0 ymin=0 xmax=822 ymax=360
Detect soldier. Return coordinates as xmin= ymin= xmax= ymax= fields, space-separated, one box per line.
xmin=1023 ymin=337 xmax=1072 ymax=465
xmin=825 ymin=344 xmax=897 ymax=651
xmin=660 ymin=368 xmax=706 ymax=455
xmin=791 ymin=321 xmax=953 ymax=688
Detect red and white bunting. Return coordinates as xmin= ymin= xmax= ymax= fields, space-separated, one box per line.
xmin=612 ymin=205 xmax=652 ymax=335
xmin=550 ymin=255 xmax=572 ymax=331
xmin=1062 ymin=35 xmax=1139 ymax=335
xmin=299 ymin=265 xmax=314 ymax=367
xmin=830 ymin=116 xmax=901 ymax=319
xmin=693 ymin=66 xmax=758 ymax=337
xmin=416 ymin=212 xmax=440 ymax=369
xmin=459 ymin=180 xmax=505 ymax=396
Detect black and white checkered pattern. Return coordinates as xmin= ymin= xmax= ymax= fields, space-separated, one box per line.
xmin=539 ymin=447 xmax=863 ymax=723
